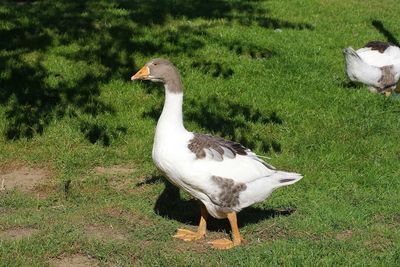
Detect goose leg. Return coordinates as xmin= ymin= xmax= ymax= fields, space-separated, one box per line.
xmin=208 ymin=211 xmax=243 ymax=249
xmin=173 ymin=204 xmax=208 ymax=241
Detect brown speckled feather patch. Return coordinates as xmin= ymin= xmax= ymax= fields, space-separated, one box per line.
xmin=378 ymin=65 xmax=396 ymax=90
xmin=188 ymin=133 xmax=247 ymax=160
xmin=210 ymin=175 xmax=247 ymax=212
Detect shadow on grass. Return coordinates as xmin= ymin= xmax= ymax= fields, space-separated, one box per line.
xmin=341 ymin=81 xmax=364 ymax=90
xmin=371 ymin=20 xmax=400 ymax=47
xmin=146 ymin=179 xmax=296 ymax=231
xmin=0 ymin=0 xmax=312 ymax=142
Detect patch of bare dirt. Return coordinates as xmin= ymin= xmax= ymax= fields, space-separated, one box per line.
xmin=93 ymin=165 xmax=134 ymax=176
xmin=336 ymin=230 xmax=353 ymax=240
xmin=84 ymin=224 xmax=127 ymax=241
xmin=0 ymin=227 xmax=39 ymax=241
xmin=0 ymin=163 xmax=50 ymax=193
xmin=50 ymin=254 xmax=99 ymax=267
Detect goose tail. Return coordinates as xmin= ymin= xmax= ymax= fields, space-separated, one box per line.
xmin=343 ymin=47 xmax=361 ymax=60
xmin=271 ymin=171 xmax=303 ymax=188
xmin=238 ymin=171 xmax=303 ymax=209
xmin=343 ymin=47 xmax=364 ymax=70
xmin=343 ymin=46 xmax=382 ymax=86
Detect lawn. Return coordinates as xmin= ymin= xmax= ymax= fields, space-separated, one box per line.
xmin=0 ymin=0 xmax=399 ymax=266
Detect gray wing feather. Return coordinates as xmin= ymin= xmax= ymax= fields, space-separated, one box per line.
xmin=188 ymin=133 xmax=275 ymax=169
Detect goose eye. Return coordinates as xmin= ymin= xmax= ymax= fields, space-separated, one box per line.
xmin=153 ymin=63 xmax=158 ymax=66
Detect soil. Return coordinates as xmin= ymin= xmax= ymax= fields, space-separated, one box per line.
xmin=50 ymin=254 xmax=99 ymax=267
xmin=0 ymin=164 xmax=49 ymax=192
xmin=336 ymin=230 xmax=353 ymax=240
xmin=0 ymin=227 xmax=39 ymax=241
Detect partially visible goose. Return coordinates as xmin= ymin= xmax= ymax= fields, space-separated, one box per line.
xmin=343 ymin=41 xmax=400 ymax=96
xmin=131 ymin=59 xmax=303 ymax=249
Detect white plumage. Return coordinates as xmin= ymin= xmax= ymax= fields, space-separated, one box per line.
xmin=150 ymin=71 xmax=302 ymax=219
xmin=132 ymin=58 xmax=302 ymax=249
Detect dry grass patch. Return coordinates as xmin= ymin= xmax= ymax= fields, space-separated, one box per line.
xmin=0 ymin=227 xmax=39 ymax=241
xmin=92 ymin=164 xmax=136 ymax=192
xmin=50 ymin=254 xmax=99 ymax=267
xmin=0 ymin=161 xmax=52 ymax=196
xmin=109 ymin=177 xmax=134 ymax=192
xmin=336 ymin=230 xmax=354 ymax=241
xmin=364 ymin=236 xmax=394 ymax=252
xmin=249 ymin=223 xmax=290 ymax=241
xmin=93 ymin=165 xmax=135 ymax=176
xmin=173 ymin=240 xmax=210 ymax=253
xmin=84 ymin=224 xmax=127 ymax=241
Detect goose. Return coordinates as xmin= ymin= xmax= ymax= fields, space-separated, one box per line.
xmin=131 ymin=59 xmax=303 ymax=249
xmin=343 ymin=41 xmax=400 ymax=96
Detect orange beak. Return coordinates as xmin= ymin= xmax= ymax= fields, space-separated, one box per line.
xmin=131 ymin=65 xmax=150 ymax=81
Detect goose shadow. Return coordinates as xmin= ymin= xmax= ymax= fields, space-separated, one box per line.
xmin=341 ymin=81 xmax=364 ymax=90
xmin=138 ymin=177 xmax=296 ymax=232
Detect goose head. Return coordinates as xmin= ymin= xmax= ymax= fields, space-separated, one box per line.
xmin=131 ymin=58 xmax=183 ymax=93
xmin=131 ymin=58 xmax=179 ymax=82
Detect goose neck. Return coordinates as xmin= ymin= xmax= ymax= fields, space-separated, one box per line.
xmin=157 ymin=84 xmax=185 ymax=133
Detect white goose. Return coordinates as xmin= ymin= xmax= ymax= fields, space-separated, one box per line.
xmin=343 ymin=41 xmax=400 ymax=95
xmin=131 ymin=59 xmax=303 ymax=249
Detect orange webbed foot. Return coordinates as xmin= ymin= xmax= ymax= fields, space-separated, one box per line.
xmin=173 ymin=228 xmax=205 ymax=241
xmin=207 ymin=211 xmax=243 ymax=249
xmin=208 ymin=238 xmax=241 ymax=250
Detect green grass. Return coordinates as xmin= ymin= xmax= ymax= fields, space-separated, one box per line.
xmin=1 ymin=0 xmax=400 ymax=266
